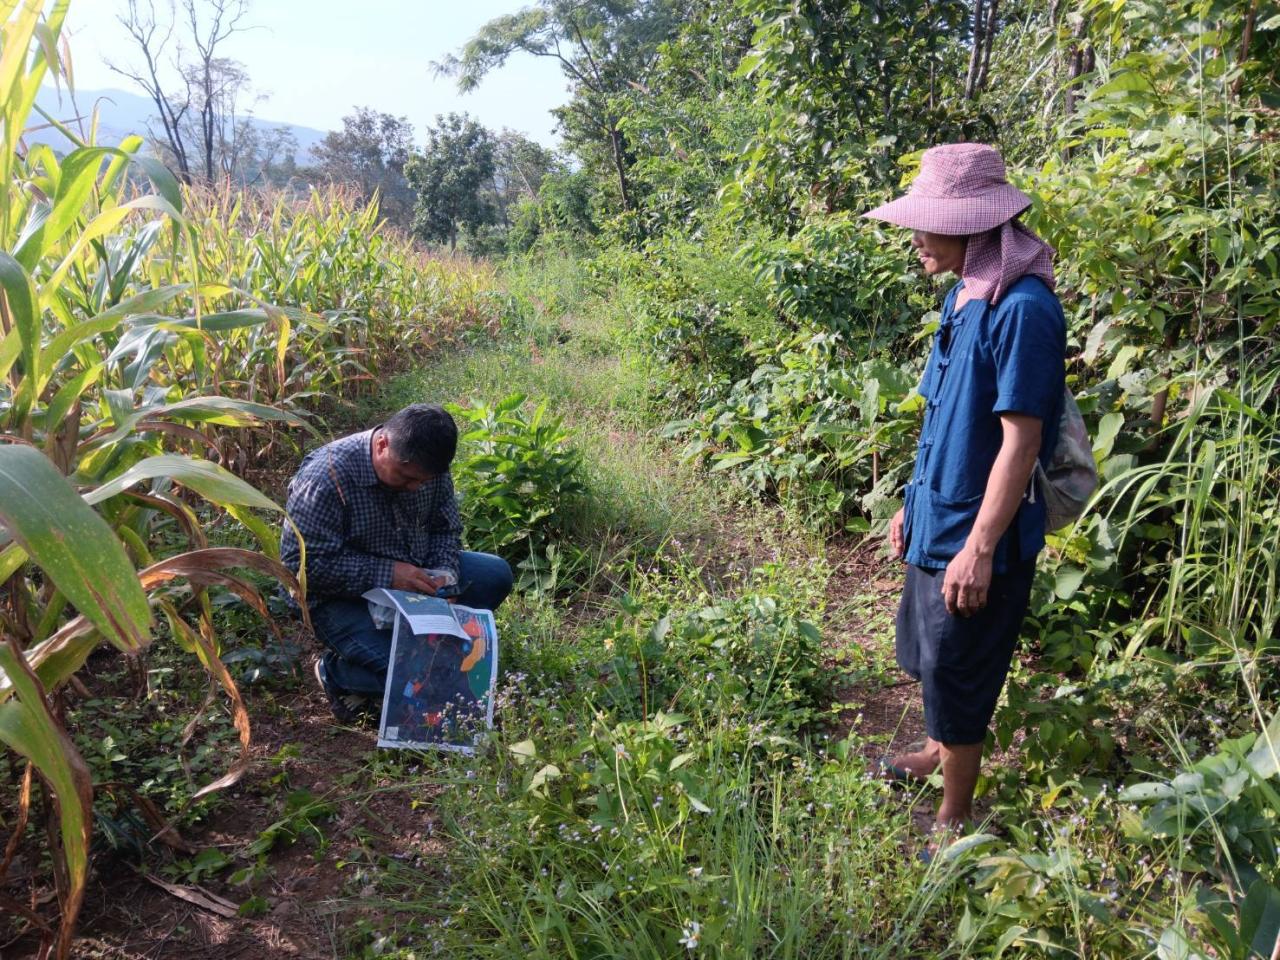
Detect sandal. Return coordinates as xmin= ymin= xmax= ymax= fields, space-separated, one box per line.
xmin=918 ymin=821 xmax=981 ymax=864
xmin=876 ymin=757 xmax=925 ymax=783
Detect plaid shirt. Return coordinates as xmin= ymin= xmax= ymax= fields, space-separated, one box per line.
xmin=280 ymin=428 xmax=462 ymax=606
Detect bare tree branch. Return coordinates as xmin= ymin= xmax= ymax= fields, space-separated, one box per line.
xmin=107 ymin=0 xmax=191 ymax=180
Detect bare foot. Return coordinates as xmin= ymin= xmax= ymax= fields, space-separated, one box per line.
xmin=886 ymin=742 xmax=942 ymax=780
xmin=920 ymin=819 xmax=970 ymax=862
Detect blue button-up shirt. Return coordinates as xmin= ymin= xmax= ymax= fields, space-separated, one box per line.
xmin=280 ymin=428 xmax=463 ymax=606
xmin=902 ymin=275 xmax=1066 ymax=572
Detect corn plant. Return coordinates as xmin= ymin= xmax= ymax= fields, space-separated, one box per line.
xmin=0 ymin=4 xmax=331 ymax=954
xmin=148 ymin=183 xmax=503 ymax=411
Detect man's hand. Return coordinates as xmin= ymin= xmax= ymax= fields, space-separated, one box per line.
xmin=941 ymin=413 xmax=1042 ymax=617
xmin=942 ymin=545 xmax=993 ymax=617
xmin=391 ymin=562 xmax=447 ymax=595
xmin=889 ymin=507 xmax=906 ymax=559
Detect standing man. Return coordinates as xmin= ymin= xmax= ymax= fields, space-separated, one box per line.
xmin=281 ymin=403 xmax=513 ymax=722
xmin=863 ymin=144 xmax=1066 ymax=845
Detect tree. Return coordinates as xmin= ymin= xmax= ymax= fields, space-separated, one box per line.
xmin=733 ymin=0 xmax=977 ymax=222
xmin=963 ymin=0 xmax=1002 ymax=99
xmin=109 ymin=0 xmax=253 ymax=184
xmin=488 ymin=130 xmax=558 ymax=229
xmin=181 ymin=55 xmax=260 ymax=180
xmin=182 ymin=0 xmax=252 ymax=181
xmin=436 ymin=0 xmax=683 ymax=220
xmin=310 ymin=108 xmax=416 ymax=228
xmin=509 ymin=167 xmax=599 ymax=251
xmin=405 ymin=113 xmax=497 ymax=252
xmin=236 ymin=123 xmax=298 ymax=187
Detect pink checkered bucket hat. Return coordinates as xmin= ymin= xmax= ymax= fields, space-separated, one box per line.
xmin=864 ymin=143 xmax=1032 ymax=235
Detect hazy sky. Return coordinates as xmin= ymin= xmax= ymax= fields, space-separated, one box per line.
xmin=58 ymin=0 xmax=568 ymax=147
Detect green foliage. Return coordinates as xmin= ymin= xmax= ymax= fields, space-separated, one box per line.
xmin=620 ymin=3 xmax=762 ymax=237
xmin=508 ymin=169 xmax=601 ymax=252
xmin=614 ymin=218 xmax=776 ymax=396
xmin=439 ymin=0 xmax=685 ymax=217
xmin=488 ymin=130 xmax=560 ymax=233
xmin=671 ymin=339 xmax=918 ymax=528
xmin=450 ymin=394 xmax=587 ymax=564
xmin=406 ymin=112 xmax=499 ymax=251
xmin=310 ymin=107 xmax=417 ymax=229
xmin=443 ymin=1 xmax=1280 ymax=956
xmin=594 ymin=560 xmax=833 ymax=731
xmin=649 ymin=587 xmax=830 ymax=733
xmin=372 ymin=560 xmax=940 ymax=958
xmin=728 ymin=0 xmax=977 ymax=221
xmin=634 ymin=215 xmax=928 ymax=527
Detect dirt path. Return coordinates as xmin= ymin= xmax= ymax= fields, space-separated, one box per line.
xmin=59 ymin=670 xmax=432 ymax=960
xmin=822 ymin=539 xmax=925 ymax=758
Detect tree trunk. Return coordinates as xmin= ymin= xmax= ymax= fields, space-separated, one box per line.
xmin=202 ymin=71 xmax=216 ymax=183
xmin=609 ymin=124 xmax=635 ymax=213
xmin=975 ymin=0 xmax=1000 ymax=94
xmin=1232 ymin=0 xmax=1259 ymax=98
xmin=964 ymin=0 xmax=986 ymax=99
xmin=1064 ymin=15 xmax=1093 ymax=121
xmin=927 ymin=17 xmax=937 ymax=111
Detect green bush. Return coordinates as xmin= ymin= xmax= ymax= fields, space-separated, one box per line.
xmin=450 ymin=393 xmax=587 ymax=564
xmin=592 ymin=564 xmax=834 ymax=734
xmin=668 ymin=338 xmax=920 ymax=529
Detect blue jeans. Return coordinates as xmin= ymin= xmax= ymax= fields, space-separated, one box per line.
xmin=311 ymin=551 xmax=513 ymax=697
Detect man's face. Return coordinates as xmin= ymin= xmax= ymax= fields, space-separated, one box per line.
xmin=910 ymin=230 xmax=967 ymax=276
xmin=372 ymin=432 xmax=435 ymax=492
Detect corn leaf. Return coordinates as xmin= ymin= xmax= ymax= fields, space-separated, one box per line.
xmin=0 ymin=445 xmax=151 ymax=651
xmin=15 ymin=145 xmax=111 ymax=268
xmin=85 ymin=454 xmax=282 ymax=514
xmin=0 ymin=250 xmax=39 ymax=409
xmin=0 ymin=639 xmax=91 ymax=960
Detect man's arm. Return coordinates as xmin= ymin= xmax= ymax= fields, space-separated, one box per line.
xmin=283 ymin=472 xmax=398 ymax=598
xmin=941 ymin=413 xmax=1042 ymax=616
xmin=418 ymin=474 xmax=463 ymax=579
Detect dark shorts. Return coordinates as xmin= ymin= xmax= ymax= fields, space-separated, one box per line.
xmin=895 ymin=561 xmax=1036 ymax=744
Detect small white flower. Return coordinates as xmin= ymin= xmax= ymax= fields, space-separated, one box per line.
xmin=678 ymin=920 xmax=701 ymax=951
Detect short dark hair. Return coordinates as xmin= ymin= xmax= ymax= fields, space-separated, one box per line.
xmin=382 ymin=404 xmax=457 ymax=475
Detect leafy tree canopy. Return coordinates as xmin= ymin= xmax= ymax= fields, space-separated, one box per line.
xmin=405 ymin=112 xmax=498 ymax=251
xmin=312 ymin=107 xmax=416 ymax=228
xmin=438 ymin=0 xmax=686 ymax=219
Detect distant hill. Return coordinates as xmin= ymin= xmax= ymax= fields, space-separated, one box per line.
xmin=31 ymin=84 xmax=328 ymax=162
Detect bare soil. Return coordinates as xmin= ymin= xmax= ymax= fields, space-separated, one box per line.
xmin=4 ymin=663 xmax=442 ymax=960
xmin=823 ymin=537 xmax=925 ymax=757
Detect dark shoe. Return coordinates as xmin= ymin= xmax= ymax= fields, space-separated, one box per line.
xmin=313 ymin=658 xmax=376 ymax=724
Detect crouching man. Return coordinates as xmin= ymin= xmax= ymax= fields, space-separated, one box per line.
xmin=281 ymin=403 xmax=513 ymax=721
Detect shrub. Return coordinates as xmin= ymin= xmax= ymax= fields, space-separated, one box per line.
xmin=450 ymin=394 xmax=587 ymax=564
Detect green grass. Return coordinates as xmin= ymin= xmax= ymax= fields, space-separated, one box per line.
xmin=367 ymin=252 xmax=730 ymax=578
